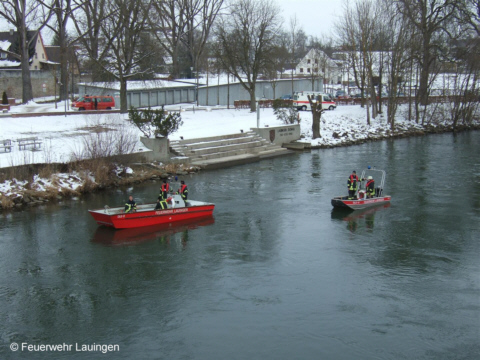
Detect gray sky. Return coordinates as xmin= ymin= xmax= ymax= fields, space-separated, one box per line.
xmin=277 ymin=0 xmax=341 ymax=39
xmin=0 ymin=0 xmax=341 ymax=44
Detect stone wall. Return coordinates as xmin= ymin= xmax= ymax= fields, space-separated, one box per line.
xmin=250 ymin=124 xmax=301 ymax=146
xmin=0 ymin=70 xmax=87 ymax=102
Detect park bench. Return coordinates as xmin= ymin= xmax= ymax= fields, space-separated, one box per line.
xmin=0 ymin=139 xmax=12 ymax=152
xmin=17 ymin=137 xmax=42 ymax=150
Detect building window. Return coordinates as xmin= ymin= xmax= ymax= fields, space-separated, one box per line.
xmin=307 ymin=59 xmax=311 ymax=64
xmin=0 ymin=53 xmax=6 ymax=59
xmin=42 ymin=53 xmax=44 ymax=59
xmin=35 ymin=66 xmax=37 ymax=70
xmin=314 ymin=68 xmax=318 ymax=73
xmin=315 ymin=59 xmax=318 ymax=64
xmin=307 ymin=68 xmax=311 ymax=73
xmin=300 ymin=68 xmax=303 ymax=73
xmin=35 ymin=53 xmax=38 ymax=59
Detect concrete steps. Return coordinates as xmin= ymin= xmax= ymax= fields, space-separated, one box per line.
xmin=170 ymin=131 xmax=294 ymax=170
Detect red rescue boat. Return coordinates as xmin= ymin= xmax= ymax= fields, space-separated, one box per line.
xmin=89 ymin=194 xmax=215 ymax=229
xmin=331 ymin=168 xmax=391 ymax=210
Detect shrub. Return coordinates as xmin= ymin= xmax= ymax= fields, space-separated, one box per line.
xmin=272 ymin=99 xmax=299 ymax=125
xmin=128 ymin=106 xmax=183 ymax=138
xmin=1 ymin=91 xmax=8 ymax=105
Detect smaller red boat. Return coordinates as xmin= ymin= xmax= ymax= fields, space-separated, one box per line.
xmin=331 ymin=168 xmax=391 ymax=210
xmin=89 ymin=194 xmax=215 ymax=229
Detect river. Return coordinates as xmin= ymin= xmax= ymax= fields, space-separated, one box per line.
xmin=1 ymin=131 xmax=479 ymax=359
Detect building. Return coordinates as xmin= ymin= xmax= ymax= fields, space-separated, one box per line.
xmin=0 ymin=29 xmax=48 ymax=70
xmin=295 ymin=49 xmax=342 ymax=94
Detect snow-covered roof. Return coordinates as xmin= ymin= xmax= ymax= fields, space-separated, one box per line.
xmin=80 ymin=80 xmax=196 ymax=90
xmin=0 ymin=40 xmax=10 ymax=51
xmin=0 ymin=59 xmax=20 ymax=67
xmin=39 ymin=60 xmax=60 ymax=65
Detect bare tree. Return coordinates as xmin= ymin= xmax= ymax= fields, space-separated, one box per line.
xmin=182 ymin=0 xmax=224 ymax=81
xmin=149 ymin=0 xmax=187 ymax=78
xmin=41 ymin=0 xmax=77 ymax=100
xmin=336 ymin=0 xmax=380 ymax=125
xmin=381 ymin=0 xmax=410 ymax=129
xmin=98 ymin=0 xmax=153 ymax=112
xmin=215 ymin=0 xmax=281 ymax=112
xmin=71 ymin=0 xmax=111 ymax=80
xmin=0 ymin=0 xmax=51 ymax=103
xmin=396 ymin=0 xmax=459 ymax=107
xmin=289 ymin=15 xmax=299 ymax=94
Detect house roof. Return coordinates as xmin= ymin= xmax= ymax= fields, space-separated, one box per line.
xmin=44 ymin=46 xmax=61 ymax=63
xmin=0 ymin=30 xmax=39 ymax=68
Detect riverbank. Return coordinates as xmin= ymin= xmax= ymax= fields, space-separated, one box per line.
xmin=0 ymin=160 xmax=200 ymax=209
xmin=1 ymin=101 xmax=479 ymax=210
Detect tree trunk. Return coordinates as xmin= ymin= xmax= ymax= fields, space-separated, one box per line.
xmin=20 ymin=24 xmax=33 ymax=103
xmin=120 ymin=77 xmax=128 ymax=113
xmin=59 ymin=31 xmax=68 ymax=101
xmin=312 ymin=110 xmax=321 ymax=139
xmin=249 ymin=88 xmax=256 ymax=112
xmin=308 ymin=95 xmax=322 ymax=139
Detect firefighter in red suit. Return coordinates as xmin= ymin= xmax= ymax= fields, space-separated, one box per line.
xmin=347 ymin=170 xmax=360 ymax=200
xmin=366 ymin=176 xmax=375 ymax=198
xmin=177 ymin=180 xmax=188 ymax=204
xmin=159 ymin=179 xmax=170 ymax=200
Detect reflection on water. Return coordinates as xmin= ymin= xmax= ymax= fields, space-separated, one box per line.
xmin=1 ymin=132 xmax=479 ymax=359
xmin=331 ymin=203 xmax=391 ymax=233
xmin=92 ymin=216 xmax=215 ymax=246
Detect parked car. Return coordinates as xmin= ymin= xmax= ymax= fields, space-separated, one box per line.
xmin=278 ymin=94 xmax=292 ymax=100
xmin=71 ymin=95 xmax=115 ymax=111
xmin=335 ymin=90 xmax=350 ymax=99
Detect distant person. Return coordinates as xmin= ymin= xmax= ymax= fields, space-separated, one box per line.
xmin=125 ymin=195 xmax=137 ymax=213
xmin=347 ymin=170 xmax=359 ymax=200
xmin=177 ymin=180 xmax=188 ymax=203
xmin=159 ymin=179 xmax=170 ymax=200
xmin=366 ymin=176 xmax=375 ymax=198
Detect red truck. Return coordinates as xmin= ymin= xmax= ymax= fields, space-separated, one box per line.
xmin=71 ymin=95 xmax=115 ymax=111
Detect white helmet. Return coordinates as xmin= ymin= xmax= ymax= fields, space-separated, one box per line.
xmin=367 ymin=176 xmax=373 ymax=180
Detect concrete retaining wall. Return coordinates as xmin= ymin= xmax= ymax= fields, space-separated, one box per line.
xmin=250 ymin=124 xmax=301 ymax=146
xmin=139 ymin=136 xmax=170 ymax=162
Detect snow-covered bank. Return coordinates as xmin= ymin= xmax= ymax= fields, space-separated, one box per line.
xmin=0 ymin=162 xmax=200 ymax=209
xmin=1 ymin=100 xmax=478 ymax=210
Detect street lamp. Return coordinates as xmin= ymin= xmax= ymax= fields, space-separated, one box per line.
xmin=190 ymin=66 xmax=198 ymax=106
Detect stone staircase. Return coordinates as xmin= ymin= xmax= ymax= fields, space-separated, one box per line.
xmin=169 ymin=131 xmax=294 ymax=170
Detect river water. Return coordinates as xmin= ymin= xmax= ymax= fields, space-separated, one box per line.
xmin=1 ymin=131 xmax=479 ymax=359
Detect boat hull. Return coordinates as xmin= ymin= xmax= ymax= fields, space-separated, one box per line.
xmin=331 ymin=195 xmax=391 ymax=210
xmin=89 ymin=202 xmax=215 ymax=229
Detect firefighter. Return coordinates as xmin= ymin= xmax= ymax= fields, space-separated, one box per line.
xmin=347 ymin=170 xmax=360 ymax=200
xmin=125 ymin=195 xmax=137 ymax=213
xmin=155 ymin=198 xmax=168 ymax=210
xmin=159 ymin=179 xmax=170 ymax=200
xmin=366 ymin=176 xmax=375 ymax=198
xmin=177 ymin=180 xmax=188 ymax=203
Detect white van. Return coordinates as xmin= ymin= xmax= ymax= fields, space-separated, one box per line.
xmin=292 ymin=91 xmax=337 ymax=111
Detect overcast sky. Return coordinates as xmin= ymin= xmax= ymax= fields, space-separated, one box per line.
xmin=277 ymin=0 xmax=341 ymax=39
xmin=1 ymin=0 xmax=342 ymax=44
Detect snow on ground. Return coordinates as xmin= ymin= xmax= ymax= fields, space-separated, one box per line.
xmin=0 ymin=100 xmax=454 ymax=169
xmin=0 ymin=100 xmax=475 ymax=203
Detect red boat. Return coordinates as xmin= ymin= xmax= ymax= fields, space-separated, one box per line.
xmin=88 ymin=194 xmax=215 ymax=229
xmin=331 ymin=168 xmax=391 ymax=210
